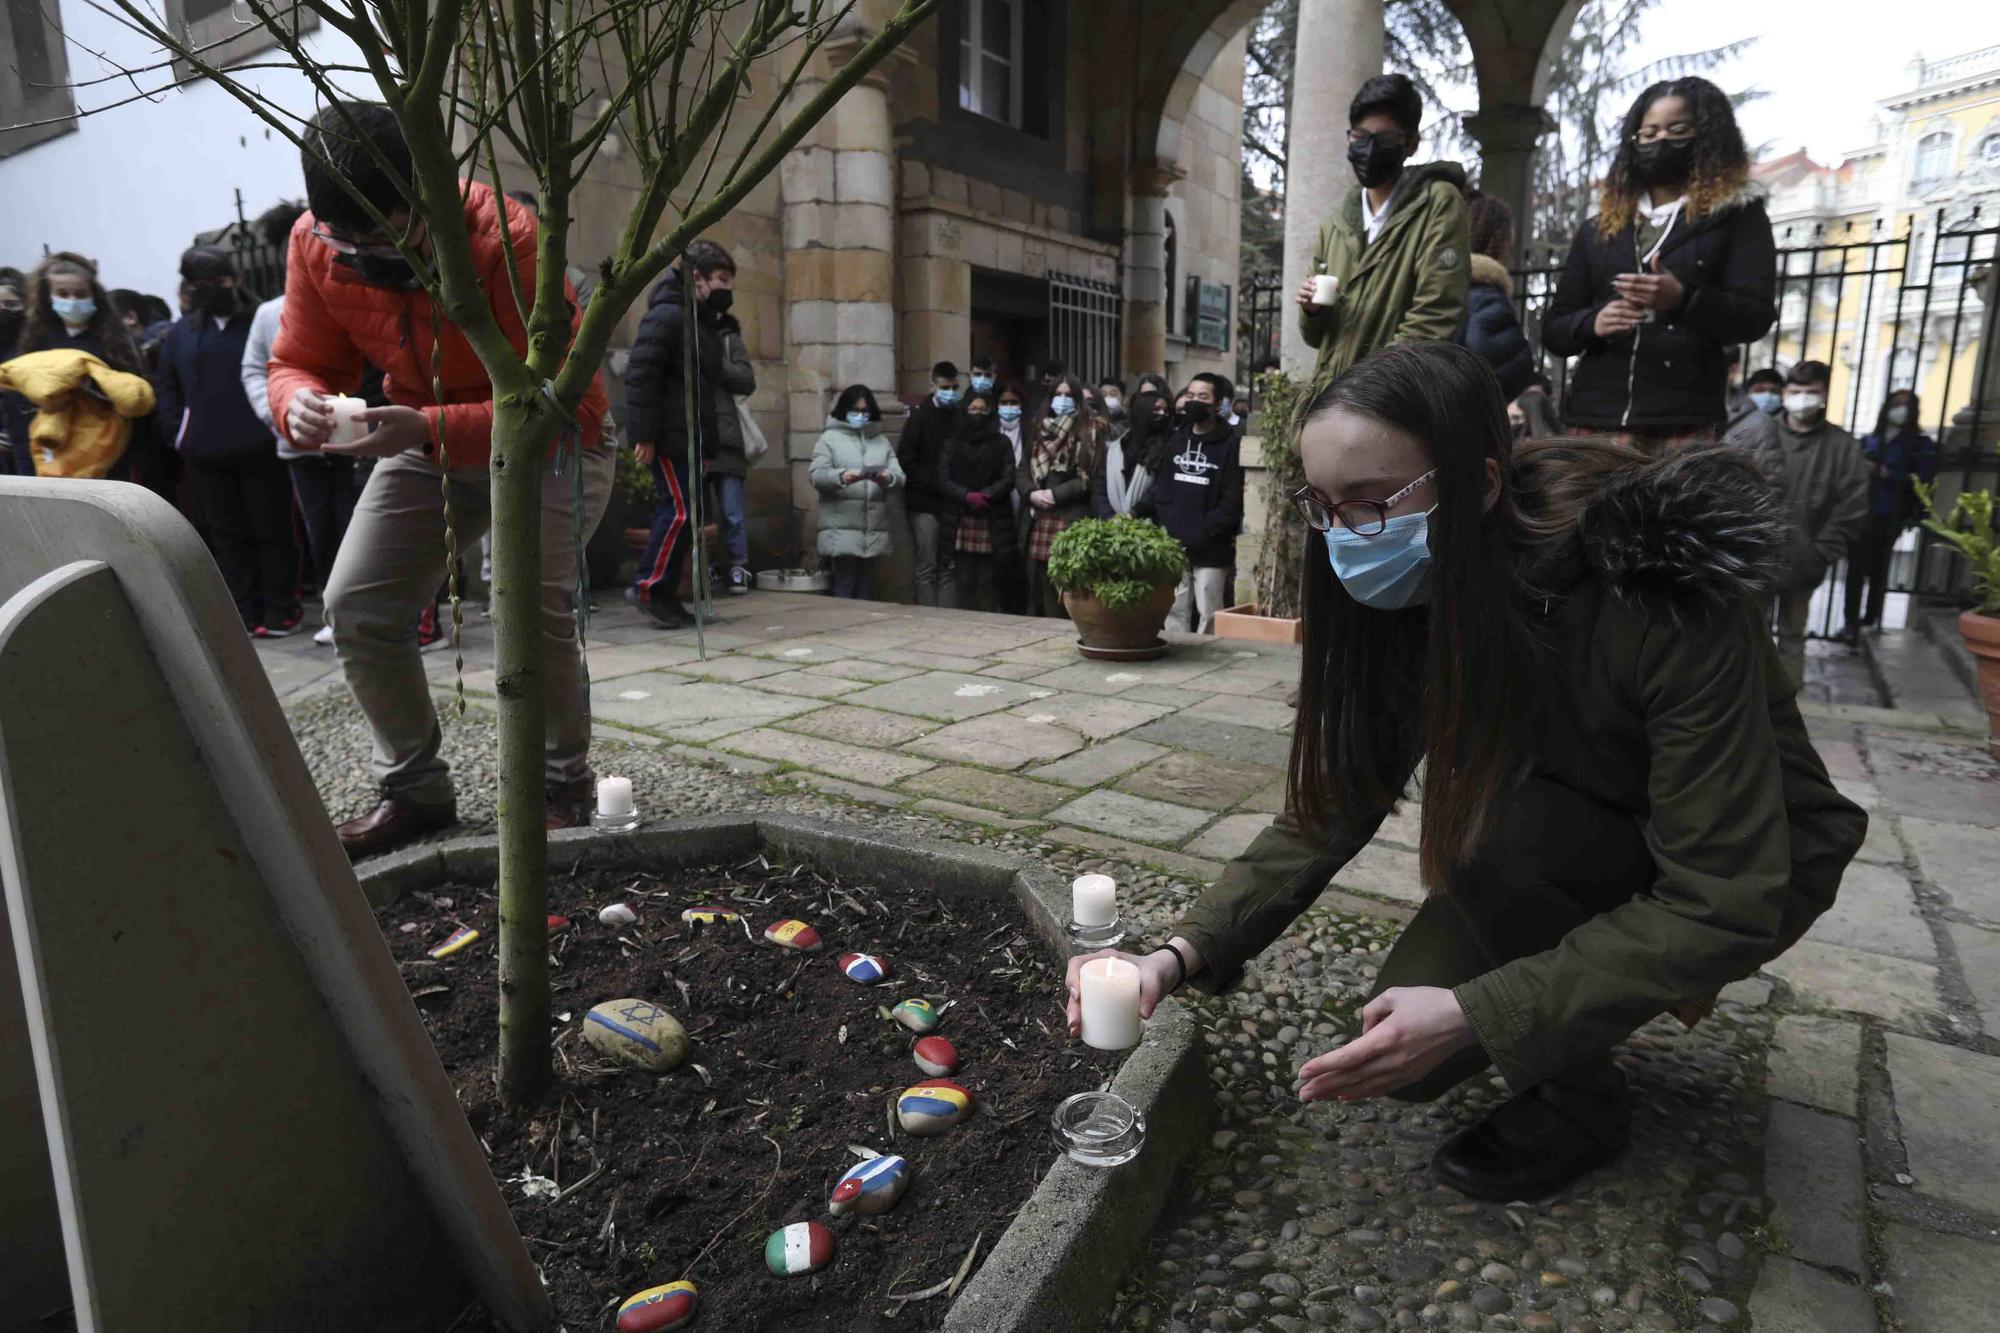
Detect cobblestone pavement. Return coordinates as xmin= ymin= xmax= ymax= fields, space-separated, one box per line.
xmin=260 ymin=594 xmax=1999 ymax=1331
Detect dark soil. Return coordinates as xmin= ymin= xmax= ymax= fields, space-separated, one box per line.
xmin=379 ymin=855 xmax=1119 ymax=1331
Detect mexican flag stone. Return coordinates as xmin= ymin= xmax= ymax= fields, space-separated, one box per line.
xmin=615 ymin=1279 xmax=698 ymax=1331
xmin=764 ymin=1220 xmax=835 ymax=1276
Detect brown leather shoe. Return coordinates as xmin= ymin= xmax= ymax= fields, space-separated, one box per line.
xmin=336 ymin=797 xmax=458 ymax=859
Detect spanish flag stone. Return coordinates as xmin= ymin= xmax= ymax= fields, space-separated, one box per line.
xmin=615 ymin=1279 xmax=698 ymax=1332
xmin=838 ymin=951 xmax=889 ymax=984
xmin=890 ymin=998 xmax=940 ymax=1033
xmin=764 ymin=1220 xmax=835 ymax=1276
xmin=762 ymin=919 xmax=822 ymax=951
xmin=681 ymin=906 xmax=742 ymax=927
xmin=896 ymin=1079 xmax=973 ymax=1136
xmin=828 ymin=1153 xmax=910 ymax=1217
xmin=913 ymin=1035 xmax=959 ymax=1078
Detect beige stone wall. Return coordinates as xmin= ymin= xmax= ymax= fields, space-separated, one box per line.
xmin=1165 ymin=28 xmax=1246 ymax=390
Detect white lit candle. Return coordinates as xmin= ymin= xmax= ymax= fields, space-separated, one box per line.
xmin=326 ymin=394 xmax=369 ymax=446
xmin=596 ymin=776 xmax=635 ymax=817
xmin=1311 ymin=273 xmax=1340 ymax=306
xmin=1072 ymin=873 xmax=1117 ymax=927
xmin=1079 ymin=957 xmax=1142 ymax=1051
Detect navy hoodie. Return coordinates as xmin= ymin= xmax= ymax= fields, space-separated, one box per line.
xmin=1142 ymin=420 xmax=1244 ymax=568
xmin=153 ymin=309 xmax=274 ymax=461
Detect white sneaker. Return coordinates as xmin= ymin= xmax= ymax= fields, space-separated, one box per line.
xmin=727 ymin=566 xmax=752 ymax=596
xmin=313 ymin=624 xmax=335 ymax=647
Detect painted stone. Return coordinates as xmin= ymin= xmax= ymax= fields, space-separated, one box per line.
xmin=547 ymin=914 xmax=571 ymax=933
xmin=838 ymin=952 xmax=889 ymax=985
xmin=764 ymin=1220 xmax=835 ymax=1276
xmin=891 ymin=998 xmax=939 ymax=1033
xmin=762 ymin=919 xmax=822 ymax=952
xmin=681 ymin=906 xmax=741 ymax=927
xmin=828 ymin=1153 xmax=909 ymax=1217
xmin=598 ymin=902 xmax=638 ymax=927
xmin=428 ymin=926 xmax=479 ymax=959
xmin=896 ymin=1079 xmax=973 ymax=1136
xmin=582 ymin=998 xmax=690 ymax=1073
xmin=913 ymin=1036 xmax=959 ymax=1078
xmin=616 ymin=1280 xmax=698 ymax=1332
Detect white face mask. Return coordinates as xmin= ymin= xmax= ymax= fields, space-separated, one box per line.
xmin=1783 ymin=391 xmax=1824 ymax=420
xmin=1886 ymin=405 xmax=1910 ymax=427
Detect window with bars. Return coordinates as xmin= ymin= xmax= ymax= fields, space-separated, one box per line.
xmin=957 ymin=0 xmax=1024 ymax=128
xmin=1047 ymin=271 xmax=1122 ymax=389
xmin=1 ymin=0 xmax=76 ymax=157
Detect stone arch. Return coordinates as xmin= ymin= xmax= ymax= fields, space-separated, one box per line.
xmin=1132 ymin=0 xmax=1267 ymax=177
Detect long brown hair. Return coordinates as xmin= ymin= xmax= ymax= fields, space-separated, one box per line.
xmin=1286 ymin=343 xmax=1541 ymax=890
xmin=1595 ymin=76 xmax=1752 ymax=238
xmin=19 ymin=252 xmax=143 ymax=373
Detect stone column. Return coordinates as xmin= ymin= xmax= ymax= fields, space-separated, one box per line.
xmin=1464 ymin=102 xmax=1554 ymax=264
xmin=1279 ymin=0 xmax=1384 ymax=378
xmin=1124 ymin=161 xmax=1183 ymax=376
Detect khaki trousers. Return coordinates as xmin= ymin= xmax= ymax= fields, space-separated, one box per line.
xmin=324 ymin=445 xmax=614 ymax=806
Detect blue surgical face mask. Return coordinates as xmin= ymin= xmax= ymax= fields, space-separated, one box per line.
xmin=1322 ymin=509 xmax=1435 ymax=610
xmin=935 ymin=387 xmax=959 ymax=406
xmin=1750 ymin=390 xmax=1781 ymax=416
xmin=998 ymin=404 xmax=1022 ymax=423
xmin=53 ymin=296 xmax=96 ymax=326
xmin=971 ymin=374 xmax=994 ymax=393
xmin=1051 ymin=394 xmax=1076 ymax=417
xmin=845 ymin=411 xmax=872 ymax=430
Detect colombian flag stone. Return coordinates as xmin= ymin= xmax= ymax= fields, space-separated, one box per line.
xmin=838 ymin=951 xmax=889 ymax=984
xmin=682 ymin=906 xmax=742 ymax=927
xmin=896 ymin=1079 xmax=973 ymax=1136
xmin=762 ymin=919 xmax=823 ymax=951
xmin=764 ymin=1220 xmax=835 ymax=1276
xmin=828 ymin=1153 xmax=910 ymax=1217
xmin=615 ymin=1280 xmax=698 ymax=1332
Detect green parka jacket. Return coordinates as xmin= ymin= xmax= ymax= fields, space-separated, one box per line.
xmin=1298 ymin=161 xmax=1472 ymax=388
xmin=1175 ymin=447 xmax=1868 ymax=1093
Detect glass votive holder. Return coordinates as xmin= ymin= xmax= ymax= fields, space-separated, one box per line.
xmin=591 ymin=808 xmax=641 ymax=832
xmin=1066 ymin=916 xmax=1125 ymax=949
xmin=1052 ymin=1090 xmax=1146 ymax=1167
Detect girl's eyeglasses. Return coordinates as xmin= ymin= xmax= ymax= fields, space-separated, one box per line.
xmin=1291 ymin=469 xmax=1437 ymax=535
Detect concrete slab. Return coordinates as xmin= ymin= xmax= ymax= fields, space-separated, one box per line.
xmin=741 ymin=635 xmax=868 ymax=663
xmin=909 ymin=799 xmax=1043 ymax=831
xmin=1765 ymin=1102 xmax=1867 ymax=1275
xmin=1184 ymin=813 xmax=1275 ymax=861
xmin=1114 ymin=751 xmax=1285 ymax=812
xmin=1047 ymin=789 xmax=1214 ymax=846
xmin=1813 ymin=738 xmax=1870 ymax=782
xmin=1833 ymin=776 xmax=1882 ymax=809
xmin=1333 ymin=843 xmax=1427 ymax=906
xmin=1944 ymin=922 xmax=2000 ymax=1035
xmin=778 ymin=704 xmax=938 ymax=749
xmin=1902 ymin=815 xmax=2000 ymax=923
xmin=1854 ymin=809 xmax=1905 ymax=865
xmin=1885 ymin=1032 xmax=2000 ymax=1217
xmin=797 ymin=657 xmax=928 ymax=683
xmin=1882 ymin=1224 xmax=2000 ymax=1333
xmin=978 ymin=660 xmax=1055 ymax=680
xmin=586 ymin=674 xmax=814 ymax=741
xmin=1185 ymin=692 xmax=1296 ymax=734
xmin=902 ymin=715 xmax=1087 ymax=770
xmin=850 ymin=645 xmax=994 ymax=672
xmin=1243 ymin=779 xmax=1286 ymax=814
xmin=1122 ymin=684 xmax=1217 ymax=709
xmin=1763 ymin=939 xmax=1945 ymax=1028
xmin=1767 ymin=1015 xmax=1861 ymax=1116
xmin=1804 ymin=861 xmax=1938 ymax=961
xmin=845 ymin=670 xmax=1047 ymax=721
xmin=1007 ymin=690 xmax=1172 ymax=740
xmin=898 ymin=766 xmax=1073 ymax=817
xmin=1127 ymin=714 xmax=1292 ymax=767
xmin=1026 ymin=738 xmax=1170 ymax=787
xmin=745 ymin=668 xmax=868 ymax=699
xmin=1868 ymin=735 xmax=2000 ymax=827
xmin=721 ymin=727 xmax=936 ymax=785
xmin=790 ymin=772 xmax=908 ymax=808
xmin=584 ymin=641 xmax=704 ymax=678
xmin=1040 ymin=826 xmax=1227 ymax=884
xmin=1025 ymin=662 xmax=1159 ymax=695
xmin=1746 ymin=1256 xmax=1878 ymax=1333
xmin=674 ymin=654 xmax=796 ymax=682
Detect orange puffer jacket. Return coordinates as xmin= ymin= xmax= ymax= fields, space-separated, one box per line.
xmin=266 ymin=179 xmax=606 ymax=467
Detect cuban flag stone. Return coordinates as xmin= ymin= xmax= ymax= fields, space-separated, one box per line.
xmin=762 ymin=918 xmax=823 ymax=951
xmin=838 ymin=951 xmax=889 ymax=984
xmin=896 ymin=1079 xmax=973 ymax=1136
xmin=891 ymin=998 xmax=940 ymax=1033
xmin=615 ymin=1279 xmax=698 ymax=1332
xmin=764 ymin=1219 xmax=835 ymax=1276
xmin=828 ymin=1153 xmax=910 ymax=1217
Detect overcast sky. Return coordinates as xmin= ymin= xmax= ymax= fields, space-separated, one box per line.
xmin=1615 ymin=0 xmax=1994 ymax=163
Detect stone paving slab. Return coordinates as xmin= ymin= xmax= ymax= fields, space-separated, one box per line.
xmin=1126 ymin=714 xmax=1292 ymax=768
xmin=585 ymin=641 xmax=704 ymax=678
xmin=897 ymin=765 xmax=1073 ymax=817
xmin=1766 ymin=1015 xmax=1861 ymax=1116
xmin=1038 ymin=826 xmax=1227 ymax=884
xmin=674 ymin=654 xmax=794 ymax=682
xmin=1025 ymin=738 xmax=1169 ymax=788
xmin=721 ymin=727 xmax=937 ymax=785
xmin=1882 ymin=1224 xmax=2000 ymax=1333
xmin=1762 ymin=939 xmax=1944 ymax=1028
xmin=844 ymin=671 xmax=1049 ymax=721
xmin=587 ymin=674 xmax=814 ymax=741
xmin=1113 ymin=751 xmax=1283 ymax=813
xmin=1765 ymin=1101 xmax=1867 ymax=1275
xmin=1005 ymin=691 xmax=1171 ymax=741
xmin=1868 ymin=736 xmax=2000 ymax=827
xmin=976 ymin=660 xmax=1054 ymax=681
xmin=1047 ymin=789 xmax=1213 ymax=847
xmin=1804 ymin=862 xmax=1938 ymax=961
xmin=1242 ymin=779 xmax=1285 ymax=814
xmin=850 ymin=645 xmax=995 ymax=672
xmin=1331 ymin=842 xmax=1426 ymax=906
xmin=907 ymin=798 xmax=1043 ymax=831
xmin=1901 ymin=815 xmax=2000 ymax=923
xmin=1853 ymin=810 xmax=1905 ymax=865
xmin=744 ymin=669 xmax=868 ymax=699
xmin=1746 ymin=1256 xmax=1879 ymax=1333
xmin=1813 ymin=738 xmax=1870 ymax=782
xmin=1184 ymin=692 xmax=1296 ymax=734
xmin=901 ymin=714 xmax=1086 ymax=769
xmin=739 ymin=635 xmax=870 ymax=663
xmin=1183 ymin=813 xmax=1275 ymax=862
xmin=1943 ymin=922 xmax=2000 ymax=1035
xmin=1885 ymin=1032 xmax=2000 ymax=1217
xmin=796 ymin=657 xmax=928 ymax=684
xmin=777 ymin=704 xmax=938 ymax=749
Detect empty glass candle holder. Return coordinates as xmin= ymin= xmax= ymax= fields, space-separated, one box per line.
xmin=1051 ymin=1090 xmax=1146 ymax=1167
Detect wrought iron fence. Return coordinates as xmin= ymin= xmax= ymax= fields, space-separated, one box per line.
xmin=193 ymin=188 xmax=288 ymax=302
xmin=1238 ymin=270 xmax=1284 ymax=406
xmin=1510 ymin=208 xmax=2000 ymax=619
xmin=1048 ymin=270 xmax=1123 ymax=392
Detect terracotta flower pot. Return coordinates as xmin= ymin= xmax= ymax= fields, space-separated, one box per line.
xmin=1211 ymin=602 xmax=1304 ymax=645
xmin=1062 ymin=583 xmax=1176 ymax=660
xmin=1959 ymin=609 xmax=2000 ymax=760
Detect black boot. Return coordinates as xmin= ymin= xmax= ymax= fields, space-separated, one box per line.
xmin=1431 ymin=1058 xmax=1629 ymax=1200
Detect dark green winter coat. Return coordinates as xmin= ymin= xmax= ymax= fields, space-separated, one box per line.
xmin=1175 ymin=447 xmax=1868 ymax=1093
xmin=1298 ymin=161 xmax=1472 ymax=388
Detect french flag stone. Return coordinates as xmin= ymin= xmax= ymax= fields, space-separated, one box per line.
xmin=913 ymin=1036 xmax=958 ymax=1078
xmin=764 ymin=1220 xmax=835 ymax=1276
xmin=615 ymin=1279 xmax=698 ymax=1332
xmin=828 ymin=1153 xmax=910 ymax=1217
xmin=762 ymin=919 xmax=822 ymax=951
xmin=838 ymin=951 xmax=889 ymax=984
xmin=896 ymin=1079 xmax=973 ymax=1136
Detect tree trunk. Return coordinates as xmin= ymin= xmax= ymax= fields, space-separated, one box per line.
xmin=490 ymin=395 xmax=555 ymax=1105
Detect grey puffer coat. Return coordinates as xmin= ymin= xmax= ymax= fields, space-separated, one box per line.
xmin=810 ymin=417 xmax=905 ymax=559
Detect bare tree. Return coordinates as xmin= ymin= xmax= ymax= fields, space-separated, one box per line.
xmin=21 ymin=0 xmax=940 ymax=1103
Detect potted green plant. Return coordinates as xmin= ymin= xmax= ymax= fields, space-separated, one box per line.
xmin=1047 ymin=515 xmax=1189 ymax=660
xmin=1916 ymin=479 xmax=2000 ymax=757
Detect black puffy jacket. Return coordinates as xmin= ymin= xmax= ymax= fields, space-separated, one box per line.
xmin=1455 ymin=255 xmax=1534 ymax=400
xmin=625 ymin=269 xmax=724 ymax=454
xmin=1543 ymin=188 xmax=1776 ymax=431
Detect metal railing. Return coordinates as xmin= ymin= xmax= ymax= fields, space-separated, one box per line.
xmin=1048 ymin=270 xmax=1123 ymax=391
xmin=1238 ymin=270 xmax=1283 ymax=406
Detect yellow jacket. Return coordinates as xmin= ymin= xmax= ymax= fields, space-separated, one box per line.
xmin=0 ymin=348 xmax=156 ymax=478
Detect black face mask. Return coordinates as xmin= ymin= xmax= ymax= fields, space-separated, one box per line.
xmin=705 ymin=287 xmax=734 ymax=317
xmin=1347 ymin=133 xmax=1407 ymax=189
xmin=191 ymin=285 xmax=236 ymax=316
xmin=341 ymin=252 xmax=425 ymax=292
xmin=1182 ymin=400 xmax=1213 ymax=424
xmin=1632 ymin=137 xmax=1695 ymax=187
xmin=0 ymin=309 xmax=22 ymax=349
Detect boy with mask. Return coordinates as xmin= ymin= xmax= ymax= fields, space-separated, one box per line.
xmin=1758 ymin=361 xmax=1868 ymax=688
xmin=1138 ymin=373 xmax=1243 ymax=634
xmin=1293 ymin=73 xmax=1470 ymax=389
xmin=968 ymin=353 xmax=997 ymax=398
xmin=268 ymin=100 xmax=611 ymax=854
xmin=898 ymin=359 xmax=963 ymax=606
